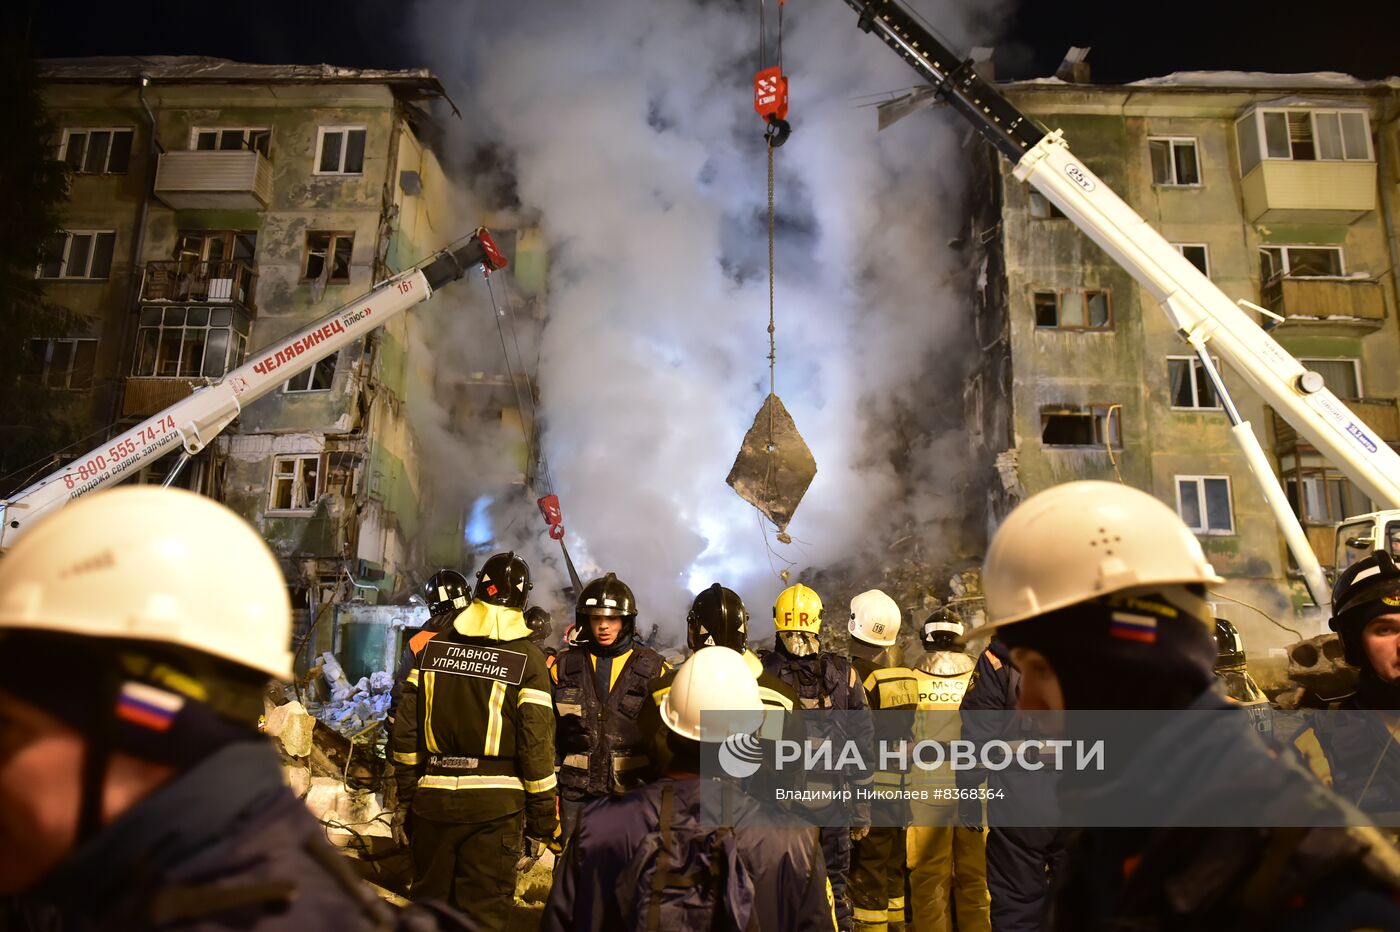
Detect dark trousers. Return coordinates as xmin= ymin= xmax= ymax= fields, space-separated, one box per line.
xmin=821 ymin=824 xmax=854 ymax=932
xmin=985 ymin=827 xmax=1064 ymax=932
xmin=850 ymin=826 xmax=907 ymax=928
xmin=409 ymin=810 xmax=523 ymax=930
xmin=559 ymin=796 xmax=589 ymax=847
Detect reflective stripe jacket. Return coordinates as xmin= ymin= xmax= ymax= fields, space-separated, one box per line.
xmin=552 ymin=642 xmax=667 ymax=799
xmin=908 ymin=651 xmax=976 ymax=794
xmin=852 ymin=654 xmax=919 ymax=804
xmin=391 ymin=623 xmax=557 ymax=833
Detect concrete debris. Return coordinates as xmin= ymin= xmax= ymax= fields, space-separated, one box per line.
xmin=306 ymin=651 xmax=396 ymax=739
xmin=303 ymin=775 xmax=393 ymax=847
xmin=993 ymin=450 xmax=1023 ymax=497
xmin=1282 ymin=633 xmax=1358 ymax=702
xmin=264 ymin=699 xmax=316 ymax=758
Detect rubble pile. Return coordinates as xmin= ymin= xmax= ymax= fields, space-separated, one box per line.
xmin=306 ymin=651 xmax=397 ymax=739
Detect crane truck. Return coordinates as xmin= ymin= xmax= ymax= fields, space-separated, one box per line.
xmin=841 ymin=0 xmax=1400 ymax=612
xmin=0 ymin=228 xmax=506 ymax=551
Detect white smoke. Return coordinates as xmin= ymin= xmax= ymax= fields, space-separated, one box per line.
xmin=409 ymin=0 xmax=1008 ymax=637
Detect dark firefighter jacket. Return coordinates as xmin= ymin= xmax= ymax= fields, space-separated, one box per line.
xmin=1049 ymin=690 xmax=1400 ymax=932
xmin=391 ymin=601 xmax=557 ymax=835
xmin=1293 ymin=692 xmax=1400 ymax=820
xmin=11 ymin=741 xmax=475 ymax=931
xmin=851 ymin=654 xmax=919 ymax=821
xmin=551 ymin=641 xmax=666 ymax=799
xmin=540 ymin=777 xmax=836 ymax=932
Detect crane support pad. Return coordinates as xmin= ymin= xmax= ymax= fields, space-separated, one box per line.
xmin=726 ymin=392 xmax=817 ymax=532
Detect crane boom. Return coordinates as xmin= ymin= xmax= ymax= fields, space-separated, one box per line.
xmin=843 ymin=0 xmax=1400 ymax=514
xmin=0 ymin=228 xmax=506 ymax=551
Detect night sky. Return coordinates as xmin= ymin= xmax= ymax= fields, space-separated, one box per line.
xmin=13 ymin=0 xmax=1400 ymax=84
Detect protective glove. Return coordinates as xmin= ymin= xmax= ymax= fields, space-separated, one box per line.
xmin=849 ymin=826 xmax=870 ymax=843
xmin=959 ymin=796 xmax=984 ymax=833
xmin=526 ymin=819 xmax=563 ymax=855
xmin=391 ymin=807 xmax=412 ymax=848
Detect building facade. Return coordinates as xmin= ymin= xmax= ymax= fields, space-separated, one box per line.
xmin=968 ymin=69 xmax=1400 ymax=644
xmin=32 ymin=57 xmax=545 ymax=639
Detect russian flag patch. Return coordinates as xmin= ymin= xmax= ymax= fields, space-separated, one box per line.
xmin=1109 ymin=611 xmax=1158 ymax=644
xmin=116 ymin=682 xmax=185 ymax=732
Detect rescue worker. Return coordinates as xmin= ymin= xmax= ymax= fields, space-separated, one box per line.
xmin=393 ymin=569 xmax=471 ymax=707
xmin=1213 ymin=617 xmax=1272 ymax=737
xmin=1295 ymin=550 xmax=1400 ymax=817
xmin=762 ymin=583 xmax=874 ymax=932
xmin=0 ymin=487 xmax=469 ymax=929
xmin=957 ymin=632 xmax=1063 ymax=932
xmin=905 ymin=611 xmax=991 ymax=932
xmin=979 ymin=481 xmax=1400 ymax=930
xmin=645 ymin=583 xmax=802 ymax=781
xmin=552 ymin=572 xmax=667 ymax=842
xmin=845 ymin=590 xmax=919 ymax=932
xmin=542 ymin=647 xmax=836 ymax=931
xmin=390 ymin=550 xmax=557 ymax=928
xmin=526 ymin=606 xmax=558 ymax=668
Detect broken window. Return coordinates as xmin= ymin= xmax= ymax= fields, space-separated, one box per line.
xmin=1238 ymin=108 xmax=1372 ymax=172
xmin=1176 ymin=476 xmax=1234 ymax=535
xmin=1040 ymin=405 xmax=1121 ymax=448
xmin=1172 ymin=243 xmax=1210 ymax=278
xmin=1258 ymin=245 xmax=1344 ymax=282
xmin=132 ymin=305 xmax=249 ymax=379
xmin=315 ymin=127 xmax=367 ymax=174
xmin=60 ymin=128 xmax=133 ymax=174
xmin=1032 ymin=289 xmax=1112 ymax=330
xmin=36 ymin=231 xmax=116 ymax=280
xmin=303 ymin=232 xmax=354 ymax=282
xmin=192 ymin=127 xmax=271 ymax=157
xmin=270 ymin=454 xmax=322 ymax=512
xmin=284 ymin=354 xmax=338 ymax=393
xmin=1148 ymin=137 xmax=1200 ymax=186
xmin=26 ymin=338 xmax=96 ymax=390
xmin=1167 ymin=356 xmax=1221 ymax=410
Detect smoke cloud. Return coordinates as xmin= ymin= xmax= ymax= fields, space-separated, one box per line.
xmin=408 ymin=0 xmax=1009 ymax=638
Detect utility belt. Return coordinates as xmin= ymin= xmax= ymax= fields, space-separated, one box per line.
xmin=418 ymin=754 xmax=524 ymax=792
xmin=561 ymin=750 xmax=652 ymax=794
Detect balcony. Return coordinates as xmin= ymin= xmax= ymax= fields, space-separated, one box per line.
xmin=139 ymin=260 xmax=257 ymax=315
xmin=1271 ymin=399 xmax=1400 ymax=454
xmin=1261 ymin=276 xmax=1386 ymax=334
xmin=153 ymin=150 xmax=273 ymax=210
xmin=1240 ymin=160 xmax=1376 ymax=224
xmin=122 ymin=377 xmax=199 ymax=418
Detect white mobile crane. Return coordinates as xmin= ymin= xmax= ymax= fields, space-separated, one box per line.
xmin=0 ymin=228 xmax=507 ymax=551
xmin=841 ymin=0 xmax=1400 ymax=612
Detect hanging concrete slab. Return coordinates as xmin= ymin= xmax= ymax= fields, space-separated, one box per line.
xmin=726 ymin=393 xmax=817 ymax=538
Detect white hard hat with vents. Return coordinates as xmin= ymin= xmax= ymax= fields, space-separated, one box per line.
xmin=0 ymin=487 xmax=294 ymax=679
xmin=660 ymin=646 xmax=766 ymax=742
xmin=848 ymin=588 xmax=902 ymax=647
xmin=982 ymin=481 xmax=1223 ymax=630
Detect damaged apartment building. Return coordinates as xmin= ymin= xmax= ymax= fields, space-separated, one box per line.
xmin=963 ymin=56 xmax=1400 ymax=646
xmin=32 ymin=57 xmax=547 ymax=660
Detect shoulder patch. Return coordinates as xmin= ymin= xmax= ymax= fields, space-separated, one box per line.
xmin=983 ymin=649 xmax=1003 ymax=671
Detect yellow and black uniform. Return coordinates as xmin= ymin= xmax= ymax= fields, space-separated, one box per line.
xmin=850 ymin=654 xmax=920 ymax=932
xmin=390 ymin=599 xmax=557 ymax=927
xmin=905 ymin=651 xmax=990 ymax=932
xmin=551 ymin=639 xmax=667 ymax=840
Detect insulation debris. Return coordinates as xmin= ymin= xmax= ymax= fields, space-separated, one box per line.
xmin=306 ymin=651 xmax=397 ymax=738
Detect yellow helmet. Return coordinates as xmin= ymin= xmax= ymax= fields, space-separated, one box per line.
xmin=773 ymin=583 xmax=824 ymax=634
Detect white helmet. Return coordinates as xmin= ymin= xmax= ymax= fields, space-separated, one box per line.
xmin=0 ymin=487 xmax=293 ymax=678
xmin=982 ymin=481 xmax=1223 ymax=630
xmin=849 ymin=588 xmax=901 ymax=647
xmin=659 ymin=646 xmax=765 ymax=742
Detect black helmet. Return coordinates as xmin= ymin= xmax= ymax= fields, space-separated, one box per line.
xmin=575 ymin=573 xmax=637 ymax=641
xmin=686 ymin=583 xmax=748 ymax=652
xmin=475 ymin=551 xmax=531 ymax=610
xmin=1214 ymin=618 xmax=1246 ymax=670
xmin=424 ymin=569 xmax=470 ymax=617
xmin=525 ymin=606 xmax=553 ymax=642
xmin=920 ymin=609 xmax=964 ymax=653
xmin=1329 ymin=550 xmax=1400 ymax=666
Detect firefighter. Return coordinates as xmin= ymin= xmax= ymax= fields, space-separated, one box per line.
xmin=1294 ymin=550 xmax=1400 ymax=816
xmin=905 ymin=611 xmax=990 ymax=932
xmin=392 ymin=569 xmax=470 ymax=707
xmin=762 ymin=583 xmax=874 ymax=932
xmin=978 ymin=481 xmax=1400 ymax=930
xmin=845 ymin=590 xmax=919 ymax=932
xmin=542 ymin=647 xmax=836 ymax=931
xmin=552 ymin=572 xmax=668 ymax=842
xmin=390 ymin=550 xmax=557 ymax=928
xmin=645 ymin=583 xmax=802 ymax=779
xmin=526 ymin=606 xmax=558 ymax=668
xmin=1212 ymin=617 xmax=1272 ymax=737
xmin=0 ymin=487 xmax=468 ymax=929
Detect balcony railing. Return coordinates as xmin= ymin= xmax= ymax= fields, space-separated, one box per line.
xmin=1261 ymin=276 xmax=1385 ymax=330
xmin=1272 ymin=399 xmax=1400 ymax=453
xmin=1240 ymin=159 xmax=1376 ymax=224
xmin=153 ymin=149 xmax=273 ymax=210
xmin=139 ymin=260 xmax=256 ymax=314
xmin=122 ymin=377 xmax=199 ymax=418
